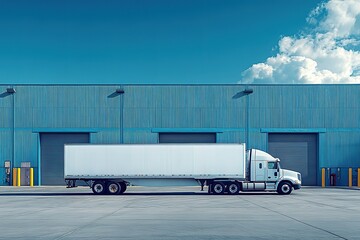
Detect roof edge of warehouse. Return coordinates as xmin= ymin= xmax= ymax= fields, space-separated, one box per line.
xmin=1 ymin=83 xmax=360 ymax=87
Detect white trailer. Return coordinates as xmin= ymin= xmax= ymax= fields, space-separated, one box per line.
xmin=64 ymin=144 xmax=301 ymax=195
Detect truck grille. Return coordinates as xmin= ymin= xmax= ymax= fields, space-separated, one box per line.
xmin=297 ymin=173 xmax=301 ymax=181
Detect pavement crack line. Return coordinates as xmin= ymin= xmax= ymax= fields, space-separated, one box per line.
xmin=53 ymin=200 xmax=133 ymax=240
xmin=294 ymin=198 xmax=349 ymax=210
xmin=239 ymin=197 xmax=348 ymax=240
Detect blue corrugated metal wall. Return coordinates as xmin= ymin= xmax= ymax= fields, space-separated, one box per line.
xmin=0 ymin=84 xmax=359 ymax=186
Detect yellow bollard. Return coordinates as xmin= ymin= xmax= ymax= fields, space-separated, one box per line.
xmin=321 ymin=168 xmax=325 ymax=188
xmin=12 ymin=168 xmax=17 ymax=186
xmin=349 ymin=168 xmax=352 ymax=187
xmin=30 ymin=168 xmax=34 ymax=187
xmin=17 ymin=168 xmax=21 ymax=187
xmin=358 ymin=168 xmax=360 ymax=188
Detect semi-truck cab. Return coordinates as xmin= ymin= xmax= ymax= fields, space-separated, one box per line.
xmin=245 ymin=149 xmax=301 ymax=194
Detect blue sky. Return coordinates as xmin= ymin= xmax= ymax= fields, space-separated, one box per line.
xmin=0 ymin=0 xmax=341 ymax=84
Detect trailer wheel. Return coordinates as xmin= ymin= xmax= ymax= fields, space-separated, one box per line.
xmin=118 ymin=182 xmax=127 ymax=194
xmin=227 ymin=182 xmax=240 ymax=195
xmin=277 ymin=181 xmax=293 ymax=195
xmin=107 ymin=181 xmax=121 ymax=195
xmin=212 ymin=182 xmax=225 ymax=195
xmin=92 ymin=181 xmax=106 ymax=195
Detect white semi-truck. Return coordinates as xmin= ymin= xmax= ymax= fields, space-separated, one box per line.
xmin=64 ymin=144 xmax=301 ymax=195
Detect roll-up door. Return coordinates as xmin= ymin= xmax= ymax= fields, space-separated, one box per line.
xmin=40 ymin=133 xmax=89 ymax=185
xmin=268 ymin=133 xmax=317 ymax=186
xmin=159 ymin=133 xmax=216 ymax=143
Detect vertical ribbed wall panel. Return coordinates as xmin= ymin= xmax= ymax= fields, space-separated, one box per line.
xmin=14 ymin=130 xmax=38 ymax=168
xmin=124 ymin=85 xmax=246 ymax=129
xmin=0 ymin=107 xmax=12 ymax=128
xmin=0 ymin=131 xmax=13 ymax=185
xmin=0 ymin=90 xmax=12 ymax=128
xmin=326 ymin=131 xmax=360 ymax=167
xmin=15 ymin=85 xmax=122 ymax=129
xmin=249 ymin=85 xmax=360 ymax=129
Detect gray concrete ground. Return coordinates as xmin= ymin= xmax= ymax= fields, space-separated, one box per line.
xmin=0 ymin=186 xmax=359 ymax=240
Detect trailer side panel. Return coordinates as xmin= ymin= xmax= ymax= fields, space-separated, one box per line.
xmin=64 ymin=144 xmax=245 ymax=180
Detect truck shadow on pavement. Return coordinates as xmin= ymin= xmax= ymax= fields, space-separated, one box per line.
xmin=0 ymin=192 xmax=279 ymax=196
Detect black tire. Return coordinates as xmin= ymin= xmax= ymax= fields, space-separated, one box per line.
xmin=107 ymin=181 xmax=121 ymax=195
xmin=119 ymin=182 xmax=127 ymax=194
xmin=277 ymin=181 xmax=293 ymax=195
xmin=92 ymin=181 xmax=106 ymax=195
xmin=227 ymin=182 xmax=240 ymax=195
xmin=212 ymin=182 xmax=225 ymax=195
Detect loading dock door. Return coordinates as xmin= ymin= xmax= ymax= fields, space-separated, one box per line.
xmin=159 ymin=133 xmax=216 ymax=143
xmin=268 ymin=133 xmax=317 ymax=186
xmin=40 ymin=133 xmax=89 ymax=185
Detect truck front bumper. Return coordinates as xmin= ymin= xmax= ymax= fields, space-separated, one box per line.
xmin=293 ymin=184 xmax=301 ymax=190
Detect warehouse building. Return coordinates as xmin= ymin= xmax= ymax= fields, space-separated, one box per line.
xmin=0 ymin=84 xmax=359 ymax=186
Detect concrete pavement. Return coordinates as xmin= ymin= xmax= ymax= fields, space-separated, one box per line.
xmin=0 ymin=186 xmax=359 ymax=239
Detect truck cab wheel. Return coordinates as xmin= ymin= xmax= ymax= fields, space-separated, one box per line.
xmin=227 ymin=182 xmax=240 ymax=195
xmin=92 ymin=181 xmax=106 ymax=194
xmin=118 ymin=182 xmax=127 ymax=194
xmin=107 ymin=181 xmax=121 ymax=195
xmin=277 ymin=182 xmax=293 ymax=195
xmin=212 ymin=182 xmax=225 ymax=195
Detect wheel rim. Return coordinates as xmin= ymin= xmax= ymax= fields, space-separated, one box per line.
xmin=94 ymin=183 xmax=104 ymax=193
xmin=281 ymin=184 xmax=290 ymax=193
xmin=229 ymin=184 xmax=238 ymax=194
xmin=214 ymin=184 xmax=223 ymax=193
xmin=108 ymin=183 xmax=119 ymax=194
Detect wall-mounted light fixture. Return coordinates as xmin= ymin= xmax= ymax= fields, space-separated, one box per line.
xmin=243 ymin=88 xmax=253 ymax=94
xmin=116 ymin=89 xmax=125 ymax=94
xmin=6 ymin=88 xmax=16 ymax=94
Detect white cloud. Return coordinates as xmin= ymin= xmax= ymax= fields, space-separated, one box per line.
xmin=319 ymin=0 xmax=360 ymax=37
xmin=240 ymin=0 xmax=360 ymax=84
